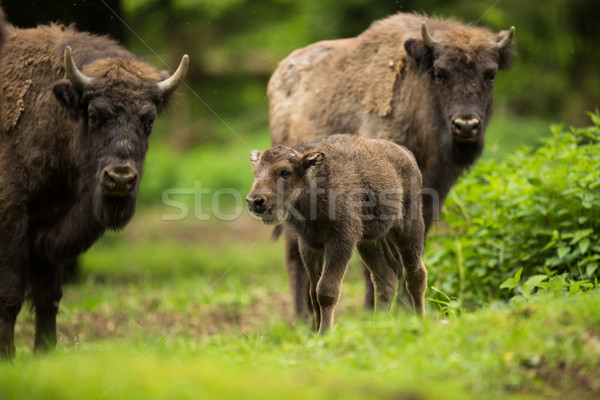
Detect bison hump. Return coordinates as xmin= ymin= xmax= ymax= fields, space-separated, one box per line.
xmin=355 ymin=42 xmax=404 ymax=118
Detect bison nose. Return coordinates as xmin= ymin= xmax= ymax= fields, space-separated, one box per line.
xmin=101 ymin=164 xmax=138 ymax=196
xmin=246 ymin=196 xmax=266 ymax=214
xmin=451 ymin=117 xmax=481 ymax=140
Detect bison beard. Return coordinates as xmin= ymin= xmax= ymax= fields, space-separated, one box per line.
xmin=0 ymin=20 xmax=188 ymax=359
xmin=94 ymin=193 xmax=137 ymax=231
xmin=268 ymin=12 xmax=515 ymax=320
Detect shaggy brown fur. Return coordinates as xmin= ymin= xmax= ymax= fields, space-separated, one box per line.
xmin=247 ymin=135 xmax=427 ymax=333
xmin=268 ymin=12 xmax=515 ymax=318
xmin=0 ymin=22 xmax=186 ymax=359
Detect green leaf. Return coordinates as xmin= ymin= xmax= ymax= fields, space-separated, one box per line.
xmin=579 ymin=238 xmax=590 ymax=254
xmin=557 ymin=246 xmax=571 ymax=260
xmin=500 ymin=268 xmax=523 ymax=290
xmin=586 ymin=262 xmax=598 ymax=277
xmin=523 ymin=275 xmax=548 ymax=290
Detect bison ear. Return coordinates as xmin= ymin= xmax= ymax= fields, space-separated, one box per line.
xmin=404 ymin=39 xmax=434 ymax=73
xmin=497 ymin=28 xmax=516 ymax=70
xmin=52 ymin=80 xmax=81 ymax=120
xmin=301 ymin=151 xmax=325 ymax=171
xmin=249 ymin=150 xmax=262 ymax=163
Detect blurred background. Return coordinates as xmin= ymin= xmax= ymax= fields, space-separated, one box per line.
xmin=3 ymin=0 xmax=599 ymax=155
xmin=2 ymin=0 xmax=599 ymax=262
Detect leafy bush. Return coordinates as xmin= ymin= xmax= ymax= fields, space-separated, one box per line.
xmin=426 ymin=112 xmax=600 ymax=309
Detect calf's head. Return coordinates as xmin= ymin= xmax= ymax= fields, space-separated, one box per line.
xmin=404 ymin=23 xmax=515 ymax=144
xmin=53 ymin=46 xmax=188 ymax=229
xmin=246 ymin=145 xmax=324 ymax=224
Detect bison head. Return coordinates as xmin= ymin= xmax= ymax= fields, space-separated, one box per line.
xmin=246 ymin=145 xmax=324 ymax=225
xmin=404 ymin=23 xmax=515 ymax=146
xmin=52 ymin=46 xmax=188 ymax=229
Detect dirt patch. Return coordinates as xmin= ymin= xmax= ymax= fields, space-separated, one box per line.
xmin=15 ymin=291 xmax=293 ymax=350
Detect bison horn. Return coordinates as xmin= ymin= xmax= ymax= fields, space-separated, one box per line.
xmin=64 ymin=46 xmax=93 ymax=91
xmin=421 ymin=23 xmax=437 ymax=49
xmin=497 ymin=26 xmax=515 ymax=50
xmin=157 ymin=54 xmax=189 ymax=96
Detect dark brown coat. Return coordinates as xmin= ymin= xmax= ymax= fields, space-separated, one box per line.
xmin=0 ymin=23 xmax=187 ymax=359
xmin=247 ymin=134 xmax=427 ymax=333
xmin=268 ymin=12 xmax=515 ymax=318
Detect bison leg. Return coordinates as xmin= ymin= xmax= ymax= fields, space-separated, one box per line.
xmin=0 ymin=280 xmax=25 ymax=361
xmin=382 ymin=239 xmax=414 ymax=311
xmin=30 ymin=254 xmax=63 ymax=353
xmin=361 ymin=261 xmax=376 ymax=310
xmin=0 ymin=203 xmax=28 ymax=360
xmin=391 ymin=225 xmax=427 ymax=315
xmin=297 ymin=239 xmax=324 ymax=332
xmin=316 ymin=238 xmax=355 ymax=334
xmin=284 ymin=230 xmax=313 ymax=321
xmin=357 ymin=240 xmax=398 ymax=313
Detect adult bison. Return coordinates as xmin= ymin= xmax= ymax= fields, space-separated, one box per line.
xmin=0 ymin=23 xmax=188 ymax=359
xmin=268 ymin=12 xmax=515 ymax=318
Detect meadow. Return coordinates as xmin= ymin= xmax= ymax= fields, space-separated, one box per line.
xmin=2 ymin=112 xmax=599 ymax=399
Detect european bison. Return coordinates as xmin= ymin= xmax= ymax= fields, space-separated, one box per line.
xmin=0 ymin=23 xmax=188 ymax=359
xmin=268 ymin=12 xmax=515 ymax=318
xmin=246 ymin=134 xmax=427 ymax=333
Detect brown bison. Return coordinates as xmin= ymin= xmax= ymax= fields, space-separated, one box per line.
xmin=0 ymin=23 xmax=188 ymax=359
xmin=247 ymin=134 xmax=427 ymax=333
xmin=268 ymin=12 xmax=515 ymax=318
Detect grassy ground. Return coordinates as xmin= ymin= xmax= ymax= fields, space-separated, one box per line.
xmin=4 ymin=209 xmax=599 ymax=399
xmin=5 ymin=113 xmax=592 ymax=399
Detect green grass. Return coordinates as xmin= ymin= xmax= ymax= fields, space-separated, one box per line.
xmin=4 ymin=290 xmax=600 ymax=399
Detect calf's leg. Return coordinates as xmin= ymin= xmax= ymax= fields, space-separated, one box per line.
xmin=285 ymin=230 xmax=313 ymax=321
xmin=357 ymin=240 xmax=398 ymax=313
xmin=361 ymin=262 xmax=376 ymax=310
xmin=316 ymin=239 xmax=355 ymax=334
xmin=392 ymin=224 xmax=427 ymax=315
xmin=298 ymin=240 xmax=324 ymax=332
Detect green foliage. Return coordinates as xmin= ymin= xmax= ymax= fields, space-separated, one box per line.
xmin=500 ymin=267 xmax=597 ymax=303
xmin=426 ymin=112 xmax=600 ymax=308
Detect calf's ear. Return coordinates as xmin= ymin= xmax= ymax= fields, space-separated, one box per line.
xmin=52 ymin=80 xmax=81 ymax=120
xmin=404 ymin=39 xmax=434 ymax=74
xmin=301 ymin=151 xmax=325 ymax=171
xmin=249 ymin=150 xmax=262 ymax=163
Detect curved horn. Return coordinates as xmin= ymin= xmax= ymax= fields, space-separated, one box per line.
xmin=421 ymin=23 xmax=436 ymax=49
xmin=64 ymin=46 xmax=93 ymax=91
xmin=157 ymin=54 xmax=189 ymax=96
xmin=497 ymin=26 xmax=515 ymax=50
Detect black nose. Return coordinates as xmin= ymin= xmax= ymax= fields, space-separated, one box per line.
xmin=101 ymin=163 xmax=138 ymax=196
xmin=451 ymin=117 xmax=481 ymax=138
xmin=246 ymin=196 xmax=266 ymax=214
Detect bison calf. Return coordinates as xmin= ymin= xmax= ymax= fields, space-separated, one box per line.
xmin=246 ymin=135 xmax=427 ymax=333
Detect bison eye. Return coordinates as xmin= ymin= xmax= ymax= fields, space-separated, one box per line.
xmin=144 ymin=119 xmax=154 ymax=134
xmin=432 ymin=68 xmax=447 ymax=84
xmin=484 ymin=70 xmax=497 ymax=84
xmin=87 ymin=110 xmax=99 ymax=127
xmin=279 ymin=170 xmax=292 ymax=179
